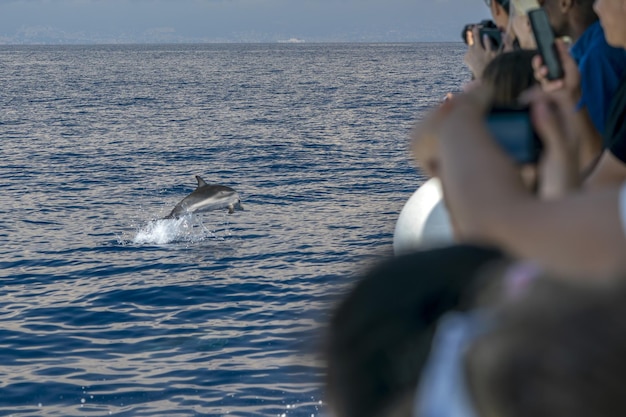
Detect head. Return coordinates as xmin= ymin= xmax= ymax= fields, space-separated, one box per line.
xmin=323 ymin=245 xmax=506 ymax=417
xmin=487 ymin=0 xmax=512 ymax=30
xmin=594 ymin=0 xmax=626 ymax=48
xmin=508 ymin=0 xmax=540 ymax=49
xmin=466 ymin=279 xmax=626 ymax=417
xmin=539 ymin=0 xmax=598 ymax=39
xmin=481 ymin=49 xmax=538 ymax=106
xmin=479 ymin=49 xmax=540 ymax=192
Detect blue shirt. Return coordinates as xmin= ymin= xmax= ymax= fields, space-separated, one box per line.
xmin=570 ymin=21 xmax=626 ymax=136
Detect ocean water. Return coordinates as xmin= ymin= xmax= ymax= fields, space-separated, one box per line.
xmin=0 ymin=43 xmax=468 ymax=416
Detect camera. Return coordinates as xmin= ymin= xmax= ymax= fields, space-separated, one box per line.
xmin=462 ymin=20 xmax=503 ymax=50
xmin=486 ymin=106 xmax=542 ymax=164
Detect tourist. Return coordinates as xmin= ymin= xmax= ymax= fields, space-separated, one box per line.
xmin=410 ymin=0 xmax=626 ymax=279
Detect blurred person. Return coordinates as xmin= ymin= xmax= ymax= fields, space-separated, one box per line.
xmin=421 ymin=49 xmax=539 ymax=222
xmin=417 ymin=275 xmax=626 ymax=417
xmin=416 ymin=50 xmax=540 ymax=242
xmin=323 ymin=245 xmax=507 ymax=417
xmin=482 ymin=49 xmax=542 ymax=192
xmin=585 ymin=0 xmax=626 ymax=186
xmin=508 ymin=0 xmax=540 ymax=49
xmin=534 ymin=0 xmax=626 ymax=172
xmin=481 ymin=49 xmax=538 ymax=106
xmin=410 ymin=0 xmax=626 ymax=278
xmin=466 ymin=278 xmax=626 ymax=417
xmin=325 ymin=246 xmax=626 ymax=417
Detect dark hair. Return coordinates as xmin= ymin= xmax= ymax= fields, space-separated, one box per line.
xmin=481 ymin=49 xmax=538 ymax=106
xmin=324 ymin=245 xmax=506 ymax=417
xmin=496 ymin=0 xmax=511 ymax=11
xmin=467 ymin=280 xmax=626 ymax=417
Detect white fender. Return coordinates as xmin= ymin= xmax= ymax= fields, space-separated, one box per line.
xmin=393 ymin=178 xmax=454 ymax=255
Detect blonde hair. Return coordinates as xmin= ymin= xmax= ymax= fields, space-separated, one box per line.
xmin=510 ymin=0 xmax=539 ymax=15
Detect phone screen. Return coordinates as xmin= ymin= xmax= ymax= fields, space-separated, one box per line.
xmin=486 ymin=108 xmax=542 ymax=164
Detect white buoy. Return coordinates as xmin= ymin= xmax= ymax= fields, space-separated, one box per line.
xmin=393 ymin=178 xmax=454 ymax=255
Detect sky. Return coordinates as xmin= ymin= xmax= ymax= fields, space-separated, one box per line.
xmin=0 ymin=0 xmax=490 ymax=44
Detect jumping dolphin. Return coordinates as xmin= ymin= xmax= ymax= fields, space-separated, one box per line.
xmin=164 ymin=176 xmax=243 ymax=219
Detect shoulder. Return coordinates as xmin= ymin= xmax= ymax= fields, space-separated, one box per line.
xmin=578 ymin=24 xmax=626 ymax=68
xmin=576 ymin=26 xmax=626 ymax=103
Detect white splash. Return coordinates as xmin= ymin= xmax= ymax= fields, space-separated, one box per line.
xmin=132 ymin=215 xmax=218 ymax=245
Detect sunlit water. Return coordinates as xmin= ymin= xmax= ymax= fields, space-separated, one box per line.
xmin=0 ymin=43 xmax=468 ymax=416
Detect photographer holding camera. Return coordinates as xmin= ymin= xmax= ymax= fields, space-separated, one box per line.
xmin=464 ymin=0 xmax=540 ymax=79
xmin=463 ymin=0 xmax=511 ymax=79
xmin=464 ymin=24 xmax=505 ymax=80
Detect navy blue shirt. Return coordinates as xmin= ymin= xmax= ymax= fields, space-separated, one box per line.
xmin=570 ymin=22 xmax=626 ymax=137
xmin=607 ymin=75 xmax=626 ymax=163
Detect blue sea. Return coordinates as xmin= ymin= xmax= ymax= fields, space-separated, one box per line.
xmin=0 ymin=43 xmax=468 ymax=416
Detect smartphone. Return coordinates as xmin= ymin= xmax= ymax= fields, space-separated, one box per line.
xmin=486 ymin=107 xmax=542 ymax=164
xmin=528 ymin=8 xmax=564 ymax=80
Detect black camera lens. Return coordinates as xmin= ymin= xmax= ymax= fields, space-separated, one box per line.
xmin=462 ymin=20 xmax=502 ymax=49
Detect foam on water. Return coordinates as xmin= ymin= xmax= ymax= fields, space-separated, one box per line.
xmin=133 ymin=215 xmax=219 ymax=245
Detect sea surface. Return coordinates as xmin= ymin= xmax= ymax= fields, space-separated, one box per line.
xmin=0 ymin=43 xmax=468 ymax=416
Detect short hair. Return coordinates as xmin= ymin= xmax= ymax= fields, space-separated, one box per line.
xmin=496 ymin=0 xmax=511 ymax=11
xmin=324 ymin=245 xmax=506 ymax=417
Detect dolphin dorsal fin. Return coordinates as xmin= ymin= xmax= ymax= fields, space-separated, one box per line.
xmin=195 ymin=175 xmax=208 ymax=188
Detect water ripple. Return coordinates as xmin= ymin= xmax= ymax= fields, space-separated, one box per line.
xmin=0 ymin=43 xmax=467 ymax=416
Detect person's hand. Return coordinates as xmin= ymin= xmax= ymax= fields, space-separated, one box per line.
xmin=464 ymin=25 xmax=500 ymax=79
xmin=525 ymin=87 xmax=581 ymax=198
xmin=411 ymin=86 xmax=493 ymax=178
xmin=532 ymin=38 xmax=581 ymax=104
xmin=501 ymin=29 xmax=517 ymax=53
xmin=410 ymin=101 xmax=450 ymax=177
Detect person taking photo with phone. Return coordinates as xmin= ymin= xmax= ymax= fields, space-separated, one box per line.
xmin=533 ymin=0 xmax=626 ymax=183
xmin=410 ymin=0 xmax=626 ymax=280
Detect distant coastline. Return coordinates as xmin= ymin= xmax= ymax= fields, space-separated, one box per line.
xmin=0 ymin=41 xmax=466 ymax=47
xmin=277 ymin=38 xmax=306 ymax=44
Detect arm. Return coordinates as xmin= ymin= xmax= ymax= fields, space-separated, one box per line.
xmin=464 ymin=26 xmax=500 ymax=79
xmin=574 ymin=35 xmax=626 ymax=175
xmin=410 ymin=97 xmax=459 ymax=178
xmin=533 ymin=40 xmax=603 ymax=173
xmin=572 ymin=107 xmax=604 ymax=172
xmin=585 ymin=150 xmax=626 ymax=188
xmin=434 ymin=92 xmax=626 ymax=279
